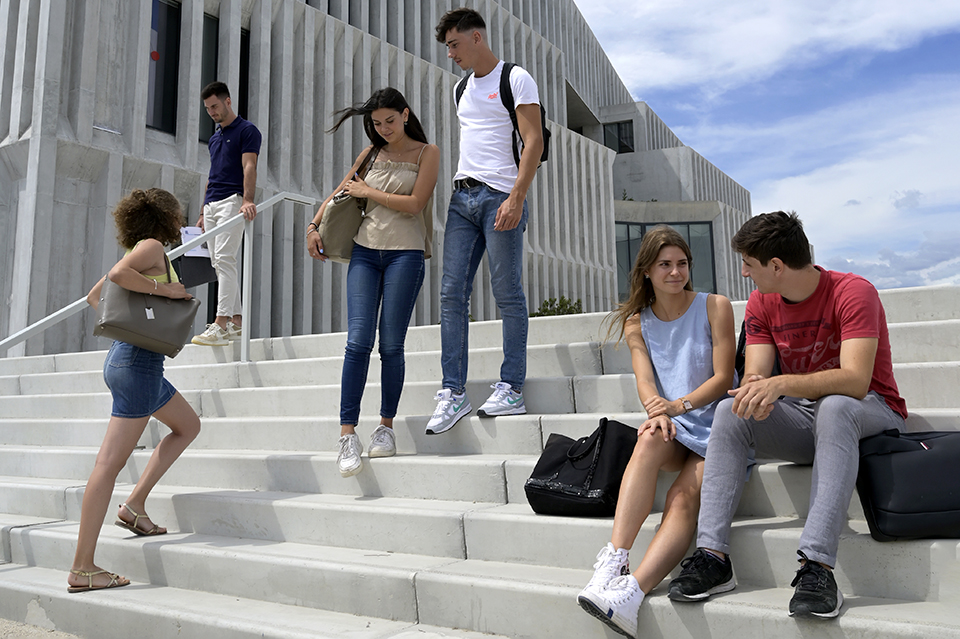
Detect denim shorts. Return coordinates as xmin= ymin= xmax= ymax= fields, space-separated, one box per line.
xmin=103 ymin=341 xmax=177 ymax=418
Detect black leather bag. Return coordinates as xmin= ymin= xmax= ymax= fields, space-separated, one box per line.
xmin=857 ymin=429 xmax=960 ymax=541
xmin=524 ymin=418 xmax=636 ymax=517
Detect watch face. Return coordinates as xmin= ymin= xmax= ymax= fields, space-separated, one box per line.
xmin=682 ymin=399 xmax=693 ymax=412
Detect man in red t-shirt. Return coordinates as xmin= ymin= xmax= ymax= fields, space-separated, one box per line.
xmin=668 ymin=212 xmax=906 ymax=619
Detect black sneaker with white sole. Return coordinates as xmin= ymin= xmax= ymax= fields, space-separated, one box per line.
xmin=789 ymin=551 xmax=843 ymax=618
xmin=667 ymin=549 xmax=736 ymax=602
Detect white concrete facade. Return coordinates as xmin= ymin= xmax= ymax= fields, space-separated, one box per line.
xmin=0 ymin=0 xmax=750 ymax=357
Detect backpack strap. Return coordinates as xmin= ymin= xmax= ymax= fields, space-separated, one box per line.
xmin=498 ymin=63 xmax=522 ymax=167
xmin=454 ymin=72 xmax=473 ymax=107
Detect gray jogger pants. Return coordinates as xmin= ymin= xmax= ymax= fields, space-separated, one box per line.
xmin=696 ymin=391 xmax=904 ymax=567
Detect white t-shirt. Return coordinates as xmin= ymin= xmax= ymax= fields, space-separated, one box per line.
xmin=454 ymin=60 xmax=540 ymax=195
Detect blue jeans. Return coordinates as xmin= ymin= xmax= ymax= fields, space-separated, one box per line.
xmin=440 ymin=183 xmax=528 ymax=394
xmin=340 ymin=244 xmax=424 ymax=425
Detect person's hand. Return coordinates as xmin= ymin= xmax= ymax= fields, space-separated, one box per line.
xmin=637 ymin=414 xmax=676 ymax=442
xmin=494 ymin=195 xmax=523 ymax=231
xmin=643 ymin=394 xmax=681 ymax=418
xmin=728 ymin=374 xmax=778 ymax=421
xmin=306 ymin=230 xmax=328 ymax=262
xmin=342 ymin=177 xmax=371 ymax=199
xmin=240 ymin=200 xmax=257 ymax=221
xmin=197 ymin=213 xmax=205 ymax=232
xmin=162 ymin=282 xmax=192 ymax=300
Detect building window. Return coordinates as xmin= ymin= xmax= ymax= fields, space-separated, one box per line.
xmin=604 ymin=120 xmax=634 ymax=154
xmin=199 ymin=14 xmax=219 ymax=143
xmin=147 ymin=0 xmax=181 ymax=134
xmin=199 ymin=20 xmax=251 ymax=142
xmin=616 ymin=222 xmax=716 ymax=300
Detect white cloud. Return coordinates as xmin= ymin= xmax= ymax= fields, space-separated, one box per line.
xmin=573 ymin=0 xmax=960 ymax=95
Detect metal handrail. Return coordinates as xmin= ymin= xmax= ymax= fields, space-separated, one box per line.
xmin=0 ymin=191 xmax=317 ymax=362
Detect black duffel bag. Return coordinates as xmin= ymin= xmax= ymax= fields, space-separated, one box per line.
xmin=857 ymin=429 xmax=960 ymax=542
xmin=524 ymin=418 xmax=636 ymax=517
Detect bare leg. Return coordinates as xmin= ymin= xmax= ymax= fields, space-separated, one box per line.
xmin=633 ymin=452 xmax=704 ymax=594
xmin=610 ymin=430 xmax=690 ymax=551
xmin=68 ymin=415 xmax=148 ymax=589
xmin=120 ymin=392 xmax=200 ymax=531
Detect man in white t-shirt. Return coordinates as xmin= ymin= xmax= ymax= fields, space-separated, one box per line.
xmin=426 ymin=7 xmax=544 ymax=435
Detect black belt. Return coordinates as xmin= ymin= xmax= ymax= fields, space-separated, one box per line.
xmin=454 ymin=177 xmax=484 ymax=191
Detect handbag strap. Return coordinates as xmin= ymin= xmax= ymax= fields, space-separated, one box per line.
xmin=356 ymin=146 xmax=381 ymax=180
xmin=164 ymin=255 xmax=172 ymax=283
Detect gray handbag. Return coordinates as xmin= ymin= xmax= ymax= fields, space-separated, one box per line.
xmin=93 ymin=256 xmax=201 ymax=358
xmin=317 ymin=147 xmax=379 ymax=263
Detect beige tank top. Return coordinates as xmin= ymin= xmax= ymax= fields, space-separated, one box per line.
xmin=354 ymin=147 xmax=433 ymax=258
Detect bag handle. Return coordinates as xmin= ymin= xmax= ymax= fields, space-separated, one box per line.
xmin=566 ymin=418 xmax=607 ymax=461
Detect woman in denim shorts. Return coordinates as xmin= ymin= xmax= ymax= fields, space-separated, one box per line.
xmin=67 ymin=188 xmax=201 ymax=593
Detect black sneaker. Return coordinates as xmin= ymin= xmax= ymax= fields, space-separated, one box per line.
xmin=668 ymin=549 xmax=736 ymax=601
xmin=789 ymin=551 xmax=843 ymax=618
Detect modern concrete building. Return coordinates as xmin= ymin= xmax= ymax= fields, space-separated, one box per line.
xmin=0 ymin=0 xmax=751 ymax=357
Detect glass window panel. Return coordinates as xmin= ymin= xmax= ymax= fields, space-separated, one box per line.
xmin=618 ymin=121 xmax=634 ymax=153
xmin=604 ymin=123 xmax=619 ymax=152
xmin=238 ymin=28 xmax=250 ymax=119
xmin=147 ymin=0 xmax=181 ymax=134
xmin=199 ymin=14 xmax=218 ymax=143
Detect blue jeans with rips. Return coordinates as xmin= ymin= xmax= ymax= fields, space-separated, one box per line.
xmin=439 ymin=183 xmax=528 ymax=394
xmin=339 ymin=244 xmax=424 ymax=425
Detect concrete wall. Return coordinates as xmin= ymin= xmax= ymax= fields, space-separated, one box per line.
xmin=1 ymin=0 xmax=621 ymax=356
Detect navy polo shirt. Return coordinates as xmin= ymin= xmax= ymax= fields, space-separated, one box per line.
xmin=204 ymin=115 xmax=262 ymax=205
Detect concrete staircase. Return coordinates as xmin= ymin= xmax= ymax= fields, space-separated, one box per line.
xmin=0 ymin=285 xmax=958 ymax=639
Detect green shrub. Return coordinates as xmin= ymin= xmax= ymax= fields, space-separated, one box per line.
xmin=530 ymin=296 xmax=583 ymax=317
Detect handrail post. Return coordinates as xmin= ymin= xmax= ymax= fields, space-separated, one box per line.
xmin=240 ymin=216 xmax=254 ymax=362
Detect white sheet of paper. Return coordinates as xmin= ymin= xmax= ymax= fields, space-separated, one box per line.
xmin=180 ymin=226 xmax=211 ymax=258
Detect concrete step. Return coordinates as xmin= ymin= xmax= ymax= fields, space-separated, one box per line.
xmin=0 ymin=565 xmax=508 ymax=639
xmin=412 ymin=558 xmax=960 ymax=639
xmin=0 ymin=447 xmax=516 ymax=502
xmin=5 ymin=514 xmax=958 ymax=622
xmin=1 ymin=342 xmax=605 ymax=396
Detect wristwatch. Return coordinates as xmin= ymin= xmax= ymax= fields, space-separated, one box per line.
xmin=680 ymin=398 xmax=693 ymax=413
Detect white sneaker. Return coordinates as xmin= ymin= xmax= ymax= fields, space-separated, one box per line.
xmin=191 ymin=323 xmax=229 ymax=346
xmin=225 ymin=321 xmax=242 ymax=340
xmin=578 ymin=574 xmax=644 ymax=639
xmin=578 ymin=543 xmax=630 ymax=602
xmin=337 ymin=433 xmax=363 ymax=477
xmin=425 ymin=389 xmax=471 ymax=435
xmin=477 ymin=382 xmax=526 ymax=417
xmin=368 ymin=425 xmax=396 ymax=458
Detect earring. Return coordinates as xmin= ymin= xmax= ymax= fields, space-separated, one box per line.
xmin=404 ymin=121 xmax=408 ymax=126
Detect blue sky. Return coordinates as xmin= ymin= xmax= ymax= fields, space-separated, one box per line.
xmin=572 ymin=0 xmax=960 ymax=289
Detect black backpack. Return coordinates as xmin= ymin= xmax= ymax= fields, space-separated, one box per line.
xmin=455 ymin=62 xmax=551 ymax=167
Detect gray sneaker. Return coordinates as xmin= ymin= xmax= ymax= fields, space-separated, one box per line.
xmin=368 ymin=425 xmax=396 ymax=458
xmin=425 ymin=389 xmax=472 ymax=435
xmin=477 ymin=382 xmax=526 ymax=417
xmin=337 ymin=433 xmax=363 ymax=477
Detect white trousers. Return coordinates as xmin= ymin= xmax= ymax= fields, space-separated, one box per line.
xmin=203 ymin=194 xmax=244 ymax=318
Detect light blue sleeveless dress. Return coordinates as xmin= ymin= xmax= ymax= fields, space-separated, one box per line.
xmin=639 ymin=292 xmax=736 ymax=458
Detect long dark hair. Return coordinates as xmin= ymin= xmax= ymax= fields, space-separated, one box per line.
xmin=328 ymin=87 xmax=428 ymax=149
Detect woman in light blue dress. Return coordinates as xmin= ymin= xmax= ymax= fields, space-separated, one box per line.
xmin=577 ymin=225 xmax=737 ymax=638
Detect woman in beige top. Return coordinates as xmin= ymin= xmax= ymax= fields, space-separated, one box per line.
xmin=307 ymin=88 xmax=439 ymax=477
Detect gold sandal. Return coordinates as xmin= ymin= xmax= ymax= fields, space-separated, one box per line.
xmin=115 ymin=503 xmax=166 ymax=536
xmin=67 ymin=569 xmax=130 ymax=593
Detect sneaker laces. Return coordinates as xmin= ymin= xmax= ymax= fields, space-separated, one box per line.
xmin=432 ymin=390 xmax=454 ymax=417
xmin=604 ymin=575 xmax=639 ymax=603
xmin=593 ymin=544 xmax=629 ymax=581
xmin=678 ymin=549 xmax=718 ymax=576
xmin=371 ymin=426 xmax=393 ymax=448
xmin=488 ymin=381 xmax=512 ymax=401
xmin=339 ymin=434 xmax=360 ymax=458
xmin=791 ymin=552 xmax=827 ymax=591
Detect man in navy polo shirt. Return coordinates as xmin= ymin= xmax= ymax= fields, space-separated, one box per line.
xmin=192 ymin=81 xmax=262 ymax=347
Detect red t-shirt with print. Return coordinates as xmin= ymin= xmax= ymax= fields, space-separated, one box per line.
xmin=744 ymin=267 xmax=907 ymax=419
